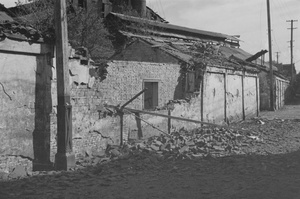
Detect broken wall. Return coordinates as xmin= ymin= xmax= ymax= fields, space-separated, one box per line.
xmin=93 ymin=60 xmax=184 ymax=140
xmin=50 ymin=57 xmax=103 ymax=160
xmin=152 ymin=66 xmax=259 ymax=133
xmin=98 ymin=60 xmax=184 ymax=109
xmin=50 ymin=60 xmax=185 ymax=158
xmin=0 ymin=39 xmax=53 ymax=171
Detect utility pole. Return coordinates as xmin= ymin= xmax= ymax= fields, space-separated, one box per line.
xmin=267 ymin=0 xmax=275 ymax=111
xmin=54 ymin=0 xmax=75 ymax=170
xmin=275 ymin=52 xmax=280 ymax=64
xmin=287 ymin=19 xmax=298 ymax=82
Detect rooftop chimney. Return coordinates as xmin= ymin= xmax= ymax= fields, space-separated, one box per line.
xmin=131 ymin=0 xmax=146 ymax=18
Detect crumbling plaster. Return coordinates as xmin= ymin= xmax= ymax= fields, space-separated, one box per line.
xmin=0 ymin=42 xmax=53 ymax=164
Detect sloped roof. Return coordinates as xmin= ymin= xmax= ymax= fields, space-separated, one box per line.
xmin=106 ymin=12 xmax=240 ymax=46
xmin=146 ymin=6 xmax=168 ymax=23
xmin=0 ymin=21 xmax=48 ymax=42
xmin=0 ymin=4 xmax=14 ymax=23
xmin=118 ymin=31 xmax=259 ymax=73
xmin=220 ymin=46 xmax=278 ymax=72
xmin=0 ymin=4 xmax=51 ymax=43
xmin=0 ymin=11 xmax=13 ymax=22
xmin=220 ymin=46 xmax=252 ymax=60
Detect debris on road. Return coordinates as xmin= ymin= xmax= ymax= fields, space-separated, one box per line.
xmin=104 ymin=126 xmax=262 ymax=162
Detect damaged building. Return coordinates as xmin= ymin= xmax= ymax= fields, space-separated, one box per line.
xmin=94 ymin=12 xmax=260 ymax=135
xmin=0 ymin=1 xmax=291 ymax=170
xmin=0 ymin=9 xmax=54 ymax=170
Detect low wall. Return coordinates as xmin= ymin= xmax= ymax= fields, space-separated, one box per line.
xmin=259 ymin=70 xmax=289 ymax=110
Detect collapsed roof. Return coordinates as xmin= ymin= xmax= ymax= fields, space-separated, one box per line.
xmin=111 ymin=30 xmax=260 ymax=73
xmin=106 ymin=12 xmax=240 ymax=48
xmin=0 ymin=5 xmax=53 ymax=43
xmin=106 ymin=13 xmax=263 ymax=73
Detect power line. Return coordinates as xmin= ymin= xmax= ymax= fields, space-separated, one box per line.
xmin=277 ymin=0 xmax=294 ymax=19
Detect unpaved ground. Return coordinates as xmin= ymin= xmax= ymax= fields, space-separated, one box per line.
xmin=1 ymin=106 xmax=300 ymax=199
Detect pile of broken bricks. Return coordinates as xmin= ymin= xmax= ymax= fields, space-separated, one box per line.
xmin=104 ymin=127 xmax=263 ymax=162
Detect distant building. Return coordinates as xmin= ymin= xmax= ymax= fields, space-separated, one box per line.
xmin=70 ymin=0 xmax=168 ymax=22
xmin=275 ymin=63 xmax=296 ymax=81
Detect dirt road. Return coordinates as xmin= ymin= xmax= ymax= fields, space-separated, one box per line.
xmin=1 ymin=105 xmax=300 ymax=199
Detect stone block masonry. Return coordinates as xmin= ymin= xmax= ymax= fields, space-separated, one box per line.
xmin=50 ymin=60 xmax=185 ymax=159
xmin=97 ymin=61 xmax=184 ymax=109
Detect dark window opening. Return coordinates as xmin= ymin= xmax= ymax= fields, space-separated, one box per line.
xmin=186 ymin=71 xmax=195 ymax=92
xmin=144 ymin=82 xmax=158 ymax=110
xmin=78 ymin=0 xmax=87 ymax=8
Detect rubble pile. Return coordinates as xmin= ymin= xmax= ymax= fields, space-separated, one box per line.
xmin=105 ymin=127 xmax=263 ymax=162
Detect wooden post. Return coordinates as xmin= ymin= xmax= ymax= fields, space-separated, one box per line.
xmin=287 ymin=20 xmax=298 ymax=82
xmin=168 ymin=109 xmax=171 ymax=134
xmin=54 ymin=0 xmax=75 ymax=170
xmin=135 ymin=112 xmax=143 ymax=139
xmin=200 ymin=73 xmax=204 ymax=125
xmin=119 ymin=88 xmax=147 ymax=145
xmin=242 ymin=71 xmax=245 ymax=120
xmin=266 ymin=0 xmax=275 ymax=111
xmin=224 ymin=70 xmax=228 ymax=123
xmin=120 ymin=112 xmax=124 ymax=146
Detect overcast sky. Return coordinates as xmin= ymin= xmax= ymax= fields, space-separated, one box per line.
xmin=148 ymin=0 xmax=300 ymax=71
xmin=2 ymin=0 xmax=300 ymax=71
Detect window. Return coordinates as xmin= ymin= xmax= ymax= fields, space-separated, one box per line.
xmin=143 ymin=81 xmax=159 ymax=110
xmin=186 ymin=71 xmax=195 ymax=92
xmin=78 ymin=0 xmax=87 ymax=8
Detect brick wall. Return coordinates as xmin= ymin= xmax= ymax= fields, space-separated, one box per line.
xmin=50 ymin=60 xmax=185 ymax=159
xmin=97 ymin=60 xmax=184 ymax=109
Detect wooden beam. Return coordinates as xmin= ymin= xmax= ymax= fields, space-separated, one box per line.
xmin=54 ymin=0 xmax=75 ymax=171
xmin=266 ymin=0 xmax=275 ymax=111
xmin=242 ymin=71 xmax=246 ymax=120
xmin=224 ymin=70 xmax=227 ymax=124
xmin=0 ymin=39 xmax=53 ymax=55
xmin=135 ymin=112 xmax=143 ymax=139
xmin=105 ymin=105 xmax=224 ymax=128
xmin=121 ymin=88 xmax=147 ymax=109
xmin=120 ymin=113 xmax=124 ymax=145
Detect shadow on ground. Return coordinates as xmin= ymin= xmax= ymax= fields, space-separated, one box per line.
xmin=1 ymin=148 xmax=300 ymax=199
xmin=286 ymin=94 xmax=300 ymax=105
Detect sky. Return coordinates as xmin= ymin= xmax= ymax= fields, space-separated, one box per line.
xmin=147 ymin=0 xmax=300 ymax=71
xmin=2 ymin=0 xmax=300 ymax=71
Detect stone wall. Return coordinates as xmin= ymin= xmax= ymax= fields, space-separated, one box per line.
xmin=50 ymin=60 xmax=184 ymax=159
xmin=0 ymin=155 xmax=32 ymax=174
